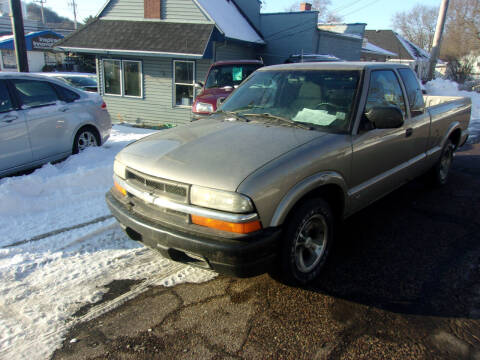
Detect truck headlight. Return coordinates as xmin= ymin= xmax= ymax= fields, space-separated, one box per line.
xmin=190 ymin=186 xmax=254 ymax=213
xmin=113 ymin=160 xmax=126 ymax=179
xmin=194 ymin=102 xmax=214 ymax=113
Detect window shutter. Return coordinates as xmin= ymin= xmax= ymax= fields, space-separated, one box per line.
xmin=144 ymin=0 xmax=161 ymax=19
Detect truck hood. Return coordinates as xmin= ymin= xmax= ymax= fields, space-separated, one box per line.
xmin=116 ymin=118 xmax=324 ymax=192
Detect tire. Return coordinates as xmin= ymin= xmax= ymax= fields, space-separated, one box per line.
xmin=431 ymin=139 xmax=455 ymax=185
xmin=73 ymin=127 xmax=99 ymax=154
xmin=280 ymin=198 xmax=334 ymax=285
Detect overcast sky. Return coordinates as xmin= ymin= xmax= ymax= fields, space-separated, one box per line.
xmin=41 ymin=0 xmax=442 ymax=30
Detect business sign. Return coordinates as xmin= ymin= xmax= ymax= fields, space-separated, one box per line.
xmin=31 ymin=33 xmax=62 ymax=50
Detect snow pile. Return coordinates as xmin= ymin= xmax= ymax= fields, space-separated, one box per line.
xmin=0 ymin=125 xmax=216 ymax=360
xmin=0 ymin=125 xmax=152 ymax=247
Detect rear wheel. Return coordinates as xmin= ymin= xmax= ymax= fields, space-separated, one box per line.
xmin=73 ymin=127 xmax=99 ymax=154
xmin=431 ymin=139 xmax=455 ymax=185
xmin=280 ymin=198 xmax=334 ymax=285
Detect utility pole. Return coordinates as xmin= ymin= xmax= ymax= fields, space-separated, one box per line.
xmin=427 ymin=0 xmax=450 ymax=81
xmin=34 ymin=0 xmax=46 ymax=25
xmin=9 ymin=0 xmax=29 ymax=72
xmin=69 ymin=0 xmax=77 ymax=29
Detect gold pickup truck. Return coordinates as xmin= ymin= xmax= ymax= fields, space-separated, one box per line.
xmin=106 ymin=63 xmax=471 ymax=284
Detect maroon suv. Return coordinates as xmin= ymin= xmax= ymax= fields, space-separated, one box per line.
xmin=192 ymin=60 xmax=263 ymax=119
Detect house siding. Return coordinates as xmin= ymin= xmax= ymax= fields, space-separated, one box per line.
xmin=317 ymin=32 xmax=362 ymax=61
xmin=215 ymin=42 xmax=257 ymax=61
xmin=101 ymin=0 xmax=210 ymax=22
xmin=99 ymin=56 xmax=211 ymax=126
xmin=100 ymin=0 xmax=145 ymax=20
xmin=259 ymin=12 xmax=318 ymax=65
xmin=164 ymin=0 xmax=210 ymax=22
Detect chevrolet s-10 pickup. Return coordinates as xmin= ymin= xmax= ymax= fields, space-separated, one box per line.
xmin=106 ymin=62 xmax=471 ymax=284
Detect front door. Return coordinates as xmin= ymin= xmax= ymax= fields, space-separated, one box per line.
xmin=0 ymin=80 xmax=31 ymax=173
xmin=11 ymin=79 xmax=69 ymax=162
xmin=349 ymin=69 xmax=415 ymax=212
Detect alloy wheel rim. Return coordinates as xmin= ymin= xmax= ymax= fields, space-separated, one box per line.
xmin=294 ymin=214 xmax=328 ymax=273
xmin=77 ymin=131 xmax=98 ymax=151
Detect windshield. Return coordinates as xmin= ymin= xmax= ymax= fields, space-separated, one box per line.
xmin=205 ymin=64 xmax=261 ymax=89
xmin=220 ymin=70 xmax=360 ymax=132
xmin=61 ymin=76 xmax=97 ymax=88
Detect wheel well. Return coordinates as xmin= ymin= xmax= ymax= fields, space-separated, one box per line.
xmin=75 ymin=125 xmax=100 ymax=143
xmin=285 ymin=184 xmax=345 ymax=224
xmin=449 ymin=128 xmax=461 ymax=149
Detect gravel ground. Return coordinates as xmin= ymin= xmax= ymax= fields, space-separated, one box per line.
xmin=52 ymin=142 xmax=480 ymax=360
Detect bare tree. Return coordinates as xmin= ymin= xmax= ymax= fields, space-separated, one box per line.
xmin=442 ymin=0 xmax=480 ymax=58
xmin=287 ymin=0 xmax=343 ymax=22
xmin=391 ymin=4 xmax=437 ymax=52
xmin=392 ymin=0 xmax=480 ymax=59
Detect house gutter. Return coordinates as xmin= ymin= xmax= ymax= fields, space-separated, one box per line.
xmin=54 ymin=46 xmax=204 ymax=59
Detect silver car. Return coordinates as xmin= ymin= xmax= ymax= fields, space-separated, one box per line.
xmin=0 ymin=73 xmax=111 ymax=177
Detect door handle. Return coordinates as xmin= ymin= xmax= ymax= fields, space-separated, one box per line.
xmin=406 ymin=128 xmax=413 ymax=137
xmin=1 ymin=115 xmax=18 ymax=123
xmin=58 ymin=107 xmax=69 ymax=112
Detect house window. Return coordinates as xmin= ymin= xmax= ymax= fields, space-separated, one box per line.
xmin=124 ymin=61 xmax=142 ymax=97
xmin=2 ymin=50 xmax=17 ymax=69
xmin=174 ymin=60 xmax=195 ymax=107
xmin=102 ymin=59 xmax=143 ymax=98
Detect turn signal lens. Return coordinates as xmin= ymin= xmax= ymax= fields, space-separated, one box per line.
xmin=113 ymin=180 xmax=127 ymax=196
xmin=191 ymin=215 xmax=261 ymax=234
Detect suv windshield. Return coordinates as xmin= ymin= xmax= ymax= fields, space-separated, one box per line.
xmin=220 ymin=70 xmax=360 ymax=132
xmin=205 ymin=64 xmax=261 ymax=89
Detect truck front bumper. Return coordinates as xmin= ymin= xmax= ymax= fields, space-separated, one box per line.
xmin=106 ymin=192 xmax=281 ymax=277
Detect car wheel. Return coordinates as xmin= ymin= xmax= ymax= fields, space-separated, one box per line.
xmin=73 ymin=127 xmax=99 ymax=154
xmin=432 ymin=139 xmax=454 ymax=185
xmin=281 ymin=198 xmax=334 ymax=285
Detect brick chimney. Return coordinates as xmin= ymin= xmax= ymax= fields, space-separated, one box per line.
xmin=144 ymin=0 xmax=161 ymax=19
xmin=300 ymin=2 xmax=312 ymax=11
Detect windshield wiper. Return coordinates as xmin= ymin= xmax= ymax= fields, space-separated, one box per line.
xmin=217 ymin=110 xmax=250 ymax=122
xmin=242 ymin=113 xmax=313 ymax=130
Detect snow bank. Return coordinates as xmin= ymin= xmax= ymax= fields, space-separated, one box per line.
xmin=426 ymin=78 xmax=480 ymax=142
xmin=0 ymin=125 xmax=216 ymax=360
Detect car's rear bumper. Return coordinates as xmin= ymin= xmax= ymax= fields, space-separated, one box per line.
xmin=106 ymin=191 xmax=281 ymax=277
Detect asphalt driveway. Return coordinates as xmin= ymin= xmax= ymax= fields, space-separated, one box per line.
xmin=52 ymin=141 xmax=480 ymax=360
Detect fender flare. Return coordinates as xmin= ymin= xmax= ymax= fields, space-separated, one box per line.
xmin=441 ymin=121 xmax=461 ymax=147
xmin=269 ymin=171 xmax=349 ymax=227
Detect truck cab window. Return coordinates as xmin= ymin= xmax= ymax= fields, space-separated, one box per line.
xmin=361 ymin=70 xmax=406 ymax=131
xmin=398 ymin=68 xmax=425 ymax=115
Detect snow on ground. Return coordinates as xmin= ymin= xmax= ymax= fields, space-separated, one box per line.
xmin=426 ymin=78 xmax=480 ymax=142
xmin=0 ymin=125 xmax=215 ymax=360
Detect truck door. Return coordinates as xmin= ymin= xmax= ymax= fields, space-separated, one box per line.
xmin=0 ymin=80 xmax=32 ymax=173
xmin=397 ymin=68 xmax=431 ymax=177
xmin=350 ymin=69 xmax=415 ymax=212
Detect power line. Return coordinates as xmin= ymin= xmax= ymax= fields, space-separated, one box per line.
xmin=340 ymin=0 xmax=382 ymax=17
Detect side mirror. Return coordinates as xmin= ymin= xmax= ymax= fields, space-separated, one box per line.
xmin=194 ymin=82 xmax=204 ymax=89
xmin=365 ymin=106 xmax=404 ymax=129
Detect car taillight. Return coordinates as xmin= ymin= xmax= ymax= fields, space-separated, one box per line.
xmin=101 ymin=101 xmax=107 ymax=109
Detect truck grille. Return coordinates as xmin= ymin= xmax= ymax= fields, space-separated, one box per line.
xmin=125 ymin=168 xmax=188 ymax=203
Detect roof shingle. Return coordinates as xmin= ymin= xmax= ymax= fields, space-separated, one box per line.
xmin=57 ymin=20 xmax=214 ymax=56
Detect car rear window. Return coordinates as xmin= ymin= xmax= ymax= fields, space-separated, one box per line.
xmin=53 ymin=84 xmax=80 ymax=103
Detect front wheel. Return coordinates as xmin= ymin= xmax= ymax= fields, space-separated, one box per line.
xmin=280 ymin=198 xmax=334 ymax=285
xmin=73 ymin=127 xmax=99 ymax=154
